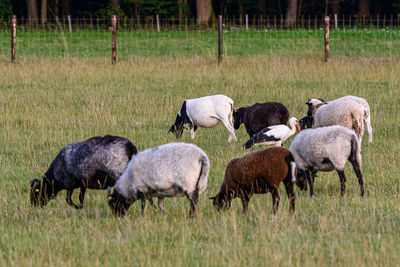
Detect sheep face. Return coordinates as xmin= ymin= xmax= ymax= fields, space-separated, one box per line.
xmin=306 ymin=98 xmax=326 ymax=117
xmin=233 ymin=107 xmax=245 ymax=130
xmin=299 ymin=116 xmax=313 ymax=129
xmin=30 ymin=178 xmax=54 ymax=207
xmin=169 ymin=123 xmax=184 ymax=139
xmin=107 ymin=188 xmax=131 ymax=217
xmin=210 ymin=192 xmax=232 ymax=211
xmin=294 ymin=170 xmax=308 ymax=190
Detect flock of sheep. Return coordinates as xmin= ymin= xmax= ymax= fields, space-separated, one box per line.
xmin=30 ymin=94 xmax=372 ymax=216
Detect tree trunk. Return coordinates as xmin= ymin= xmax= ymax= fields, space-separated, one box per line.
xmin=331 ymin=0 xmax=341 ymax=15
xmin=61 ymin=0 xmax=71 ymax=15
xmin=177 ymin=0 xmax=188 ymax=20
xmin=285 ymin=0 xmax=298 ymax=27
xmin=359 ymin=0 xmax=369 ymax=16
xmin=41 ymin=0 xmax=47 ymax=24
xmin=26 ymin=0 xmax=39 ymax=24
xmin=196 ymin=0 xmax=212 ymax=25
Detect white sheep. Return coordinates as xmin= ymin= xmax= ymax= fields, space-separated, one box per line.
xmin=330 ymin=96 xmax=372 ymax=142
xmin=289 ymin=125 xmax=364 ymax=197
xmin=107 ymin=142 xmax=210 ymax=217
xmin=169 ymin=94 xmax=237 ymax=142
xmin=306 ymin=98 xmax=365 ymax=143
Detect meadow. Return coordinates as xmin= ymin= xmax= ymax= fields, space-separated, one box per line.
xmin=0 ymin=28 xmax=399 ymax=266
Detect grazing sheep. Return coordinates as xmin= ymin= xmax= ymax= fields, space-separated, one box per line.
xmin=330 ymin=96 xmax=372 ymax=142
xmin=107 ymin=142 xmax=210 ymax=217
xmin=210 ymin=147 xmax=296 ymax=214
xmin=169 ymin=94 xmax=237 ymax=142
xmin=233 ymin=102 xmax=290 ymax=137
xmin=306 ymin=98 xmax=365 ymax=143
xmin=30 ymin=135 xmax=137 ymax=209
xmin=289 ymin=126 xmax=364 ymax=197
xmin=299 ymin=116 xmax=313 ymax=130
xmin=243 ymin=117 xmax=300 ymax=148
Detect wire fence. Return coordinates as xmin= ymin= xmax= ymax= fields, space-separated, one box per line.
xmin=0 ymin=15 xmax=399 ymax=61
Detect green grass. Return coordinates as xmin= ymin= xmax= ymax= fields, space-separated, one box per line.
xmin=0 ymin=53 xmax=399 ymax=265
xmin=0 ymin=28 xmax=400 ymax=61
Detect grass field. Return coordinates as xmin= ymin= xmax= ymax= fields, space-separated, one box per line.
xmin=0 ymin=31 xmax=400 ymax=266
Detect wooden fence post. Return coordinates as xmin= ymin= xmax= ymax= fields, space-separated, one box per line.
xmin=218 ymin=15 xmax=223 ymax=64
xmin=11 ymin=15 xmax=16 ymax=62
xmin=245 ymin=14 xmax=248 ymax=30
xmin=334 ymin=14 xmax=338 ymax=29
xmin=67 ymin=15 xmax=72 ymax=33
xmin=112 ymin=15 xmax=117 ymax=64
xmin=324 ymin=16 xmax=329 ymax=62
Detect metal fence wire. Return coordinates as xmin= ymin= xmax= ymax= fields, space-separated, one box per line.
xmin=0 ymin=15 xmax=399 ymax=61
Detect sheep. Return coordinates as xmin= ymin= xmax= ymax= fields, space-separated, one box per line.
xmin=30 ymin=135 xmax=137 ymax=209
xmin=306 ymin=98 xmax=365 ymax=143
xmin=330 ymin=96 xmax=372 ymax=142
xmin=289 ymin=125 xmax=364 ymax=197
xmin=107 ymin=142 xmax=210 ymax=217
xmin=169 ymin=94 xmax=237 ymax=142
xmin=233 ymin=102 xmax=290 ymax=137
xmin=210 ymin=147 xmax=296 ymax=214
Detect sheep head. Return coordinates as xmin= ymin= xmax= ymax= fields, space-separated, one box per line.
xmin=233 ymin=107 xmax=246 ymax=130
xmin=30 ymin=178 xmax=53 ymax=207
xmin=209 ymin=192 xmax=232 ymax=211
xmin=306 ymin=98 xmax=326 ymax=117
xmin=107 ymin=186 xmax=131 ymax=217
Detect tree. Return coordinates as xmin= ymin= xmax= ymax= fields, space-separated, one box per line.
xmin=26 ymin=0 xmax=39 ymax=24
xmin=359 ymin=0 xmax=369 ymax=16
xmin=285 ymin=0 xmax=298 ymax=27
xmin=41 ymin=0 xmax=47 ymax=24
xmin=196 ymin=0 xmax=212 ymax=24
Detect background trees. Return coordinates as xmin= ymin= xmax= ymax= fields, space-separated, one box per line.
xmin=1 ymin=0 xmax=399 ymax=22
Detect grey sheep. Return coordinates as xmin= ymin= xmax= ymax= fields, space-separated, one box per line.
xmin=289 ymin=126 xmax=364 ymax=197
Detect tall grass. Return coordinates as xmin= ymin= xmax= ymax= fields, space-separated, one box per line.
xmin=0 ymin=56 xmax=399 ymax=266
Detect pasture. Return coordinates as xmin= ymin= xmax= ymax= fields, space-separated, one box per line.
xmin=0 ymin=30 xmax=399 ymax=265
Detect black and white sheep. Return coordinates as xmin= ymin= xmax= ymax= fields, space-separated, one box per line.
xmin=169 ymin=94 xmax=237 ymax=142
xmin=289 ymin=126 xmax=364 ymax=197
xmin=210 ymin=147 xmax=296 ymax=214
xmin=233 ymin=102 xmax=290 ymax=137
xmin=306 ymin=98 xmax=365 ymax=143
xmin=30 ymin=135 xmax=137 ymax=209
xmin=107 ymin=142 xmax=210 ymax=217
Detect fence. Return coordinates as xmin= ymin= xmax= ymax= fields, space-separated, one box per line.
xmin=0 ymin=15 xmax=399 ymax=62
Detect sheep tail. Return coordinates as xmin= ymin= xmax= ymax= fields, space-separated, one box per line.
xmin=364 ymin=111 xmax=373 ymax=142
xmin=196 ymin=155 xmax=210 ymax=194
xmin=290 ymin=161 xmax=296 ymax=183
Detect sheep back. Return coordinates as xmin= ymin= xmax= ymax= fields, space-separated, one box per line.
xmin=45 ymin=135 xmax=136 ymax=190
xmin=289 ymin=126 xmax=361 ymax=172
xmin=314 ymin=100 xmax=364 ymax=140
xmin=240 ymin=102 xmax=290 ymax=136
xmin=221 ymin=146 xmax=294 ymax=194
xmin=115 ymin=142 xmax=210 ymax=200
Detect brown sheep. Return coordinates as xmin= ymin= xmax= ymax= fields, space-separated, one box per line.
xmin=210 ymin=147 xmax=296 ymax=214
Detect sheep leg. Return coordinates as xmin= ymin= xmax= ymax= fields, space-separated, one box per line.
xmin=271 ymin=188 xmax=280 ymax=215
xmin=336 ymin=170 xmax=347 ymax=196
xmin=350 ymin=160 xmax=365 ymax=197
xmin=66 ymin=189 xmax=80 ymax=209
xmin=221 ymin=116 xmax=237 ymax=142
xmin=158 ymin=198 xmax=165 ymax=216
xmin=187 ymin=191 xmax=199 ymax=218
xmin=78 ymin=186 xmax=86 ymax=209
xmin=240 ymin=192 xmax=252 ymax=214
xmin=311 ymin=171 xmax=317 ymax=184
xmin=305 ymin=171 xmax=314 ymax=197
xmin=190 ymin=126 xmax=197 ymax=139
xmin=283 ymin=180 xmax=295 ymax=214
xmin=141 ymin=199 xmax=147 ymax=217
